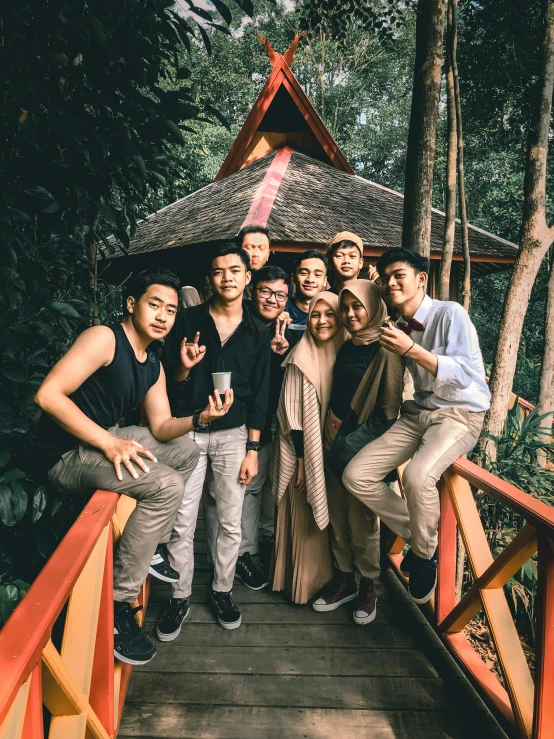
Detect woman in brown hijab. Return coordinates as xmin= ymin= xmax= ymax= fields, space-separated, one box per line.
xmin=271 ymin=291 xmax=345 ymax=604
xmin=313 ymin=280 xmax=403 ymax=624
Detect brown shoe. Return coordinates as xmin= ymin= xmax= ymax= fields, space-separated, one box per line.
xmin=312 ymin=571 xmax=357 ymax=612
xmin=353 ymin=577 xmax=377 ymax=625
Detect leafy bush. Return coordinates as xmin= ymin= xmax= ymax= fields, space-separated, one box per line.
xmin=0 ymin=0 xmax=239 ymax=622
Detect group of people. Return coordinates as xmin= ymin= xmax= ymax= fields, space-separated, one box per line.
xmin=33 ymin=224 xmax=490 ymax=666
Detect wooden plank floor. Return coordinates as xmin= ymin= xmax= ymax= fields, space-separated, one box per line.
xmin=119 ymin=524 xmax=506 ymax=739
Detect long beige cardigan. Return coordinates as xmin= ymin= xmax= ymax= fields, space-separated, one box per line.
xmin=271 ymin=363 xmax=329 ymax=530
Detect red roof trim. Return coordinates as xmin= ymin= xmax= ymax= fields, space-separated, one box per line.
xmin=215 ymin=57 xmax=353 ymax=181
xmin=240 ymin=146 xmax=293 ymax=229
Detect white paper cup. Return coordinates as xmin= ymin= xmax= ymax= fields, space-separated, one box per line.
xmin=212 ymin=372 xmax=232 ymax=392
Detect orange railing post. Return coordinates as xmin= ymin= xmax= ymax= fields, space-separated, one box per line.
xmin=0 ymin=490 xmax=142 ymax=739
xmin=532 ymin=534 xmax=554 ymax=738
xmin=386 ymin=456 xmax=554 ymax=739
xmin=437 ymin=476 xmax=457 ymax=623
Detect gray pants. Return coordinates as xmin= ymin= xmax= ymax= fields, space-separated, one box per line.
xmin=342 ymin=402 xmax=484 ymax=560
xmin=48 ymin=426 xmax=200 ymax=603
xmin=167 ymin=426 xmax=248 ymax=597
xmin=204 ymin=440 xmax=274 ymax=559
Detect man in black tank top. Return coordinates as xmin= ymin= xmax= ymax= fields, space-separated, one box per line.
xmin=34 ymin=269 xmax=233 ymax=666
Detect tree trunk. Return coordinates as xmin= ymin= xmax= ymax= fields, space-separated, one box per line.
xmin=449 ymin=0 xmax=470 ymax=310
xmin=481 ymin=0 xmax=554 ymax=456
xmin=402 ymin=0 xmax=445 ymax=258
xmin=440 ymin=2 xmax=457 ymax=301
xmin=538 ymin=246 xmax=554 ymax=465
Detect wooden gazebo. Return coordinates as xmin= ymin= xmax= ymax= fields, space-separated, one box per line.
xmin=105 ymin=38 xmax=518 ymax=294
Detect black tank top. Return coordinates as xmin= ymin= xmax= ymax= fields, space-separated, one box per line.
xmin=35 ymin=324 xmax=160 ymax=472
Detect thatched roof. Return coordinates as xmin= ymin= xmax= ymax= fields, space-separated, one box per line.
xmin=120 ymin=149 xmax=518 ymax=267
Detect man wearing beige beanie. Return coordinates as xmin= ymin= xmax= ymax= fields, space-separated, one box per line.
xmin=327 ymin=231 xmax=379 ymax=292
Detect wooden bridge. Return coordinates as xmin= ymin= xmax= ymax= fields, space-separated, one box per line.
xmin=0 ymin=458 xmax=553 ymax=739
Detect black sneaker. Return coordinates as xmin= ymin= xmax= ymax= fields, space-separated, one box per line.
xmin=401 ymin=547 xmax=437 ymax=577
xmin=113 ymin=602 xmax=156 ymax=665
xmin=258 ymin=536 xmax=274 ymax=572
xmin=400 ymin=547 xmax=415 ymax=576
xmin=156 ymin=597 xmax=190 ymax=642
xmin=408 ymin=554 xmax=437 ymax=604
xmin=235 ymin=553 xmax=269 ymax=591
xmin=209 ymin=589 xmax=242 ymax=630
xmin=149 ymin=545 xmax=179 ymax=583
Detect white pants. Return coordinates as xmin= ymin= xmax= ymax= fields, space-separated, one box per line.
xmin=167 ymin=425 xmax=247 ymax=597
xmin=204 ymin=441 xmax=275 ymax=560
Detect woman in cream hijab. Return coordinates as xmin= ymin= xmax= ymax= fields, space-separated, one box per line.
xmin=271 ymin=291 xmax=344 ymax=604
xmin=313 ymin=280 xmax=403 ymax=624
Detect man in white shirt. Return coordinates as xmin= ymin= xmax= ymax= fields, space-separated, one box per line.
xmin=342 ymin=247 xmax=490 ymax=605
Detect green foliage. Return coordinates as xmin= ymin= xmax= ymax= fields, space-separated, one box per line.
xmin=472 ymin=403 xmax=554 ymax=645
xmin=0 ymin=580 xmax=30 ymax=627
xmin=300 ymin=0 xmax=415 ymax=45
xmin=0 ymin=0 xmax=240 ymax=611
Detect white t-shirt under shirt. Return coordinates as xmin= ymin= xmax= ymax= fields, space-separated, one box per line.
xmin=396 ymin=294 xmax=491 ymax=413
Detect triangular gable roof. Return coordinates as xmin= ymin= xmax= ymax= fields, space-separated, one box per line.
xmin=215 ymin=55 xmax=353 ymax=180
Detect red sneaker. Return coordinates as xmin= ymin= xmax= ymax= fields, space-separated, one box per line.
xmin=353 ymin=577 xmax=377 ymax=625
xmin=312 ymin=571 xmax=357 ymax=612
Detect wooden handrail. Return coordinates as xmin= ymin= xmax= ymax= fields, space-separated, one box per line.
xmin=452 ymin=457 xmax=554 ymax=535
xmin=0 ymin=490 xmax=149 ymax=739
xmin=387 ymin=456 xmax=554 ymax=739
xmin=0 ymin=491 xmax=118 ymax=729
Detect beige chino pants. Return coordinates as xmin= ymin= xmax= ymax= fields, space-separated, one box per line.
xmin=324 ymin=412 xmax=381 ymax=580
xmin=167 ymin=425 xmax=248 ymax=597
xmin=48 ymin=426 xmax=200 ymax=603
xmin=342 ymin=401 xmax=484 ymax=560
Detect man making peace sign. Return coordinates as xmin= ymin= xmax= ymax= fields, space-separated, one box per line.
xmin=204 ymin=265 xmax=292 ymax=592
xmin=157 ymin=243 xmax=271 ymax=637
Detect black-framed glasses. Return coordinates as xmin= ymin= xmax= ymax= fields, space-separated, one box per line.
xmin=256 ymin=286 xmax=288 ymax=303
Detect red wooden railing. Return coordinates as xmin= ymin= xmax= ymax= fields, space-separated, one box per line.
xmin=0 ymin=492 xmax=149 ymax=739
xmin=387 ymin=457 xmax=554 ymax=739
xmin=1 ymin=460 xmax=552 ymax=738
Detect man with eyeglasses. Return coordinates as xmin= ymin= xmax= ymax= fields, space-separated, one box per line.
xmin=213 ymin=265 xmax=291 ymax=589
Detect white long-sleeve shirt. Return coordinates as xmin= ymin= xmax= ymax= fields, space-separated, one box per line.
xmin=396 ymin=294 xmax=491 ymax=413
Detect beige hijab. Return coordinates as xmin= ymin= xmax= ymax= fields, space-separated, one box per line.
xmin=339 ymin=279 xmax=387 ymax=346
xmin=282 ymin=291 xmax=345 ymax=425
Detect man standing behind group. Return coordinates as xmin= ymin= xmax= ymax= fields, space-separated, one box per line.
xmin=327 ymin=232 xmax=364 ymax=293
xmin=286 ymin=250 xmax=328 ymax=349
xmin=239 ymin=265 xmax=291 ymax=583
xmin=158 ymin=244 xmax=271 ymax=636
xmin=239 ymin=225 xmax=271 ymax=286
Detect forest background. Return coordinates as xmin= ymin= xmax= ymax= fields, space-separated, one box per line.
xmin=156 ymin=0 xmax=552 ymax=404
xmin=0 ymin=0 xmax=551 ymax=628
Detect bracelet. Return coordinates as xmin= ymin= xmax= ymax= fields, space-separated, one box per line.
xmin=192 ymin=412 xmax=210 ymax=430
xmin=246 ymin=440 xmax=262 ymax=453
xmin=402 ymin=340 xmax=415 ymax=357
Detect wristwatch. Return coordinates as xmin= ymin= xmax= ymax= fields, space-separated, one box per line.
xmin=246 ymin=440 xmax=262 ymax=453
xmin=192 ymin=412 xmax=210 ymax=430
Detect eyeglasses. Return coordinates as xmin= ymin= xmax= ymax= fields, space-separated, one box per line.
xmin=256 ymin=286 xmax=288 ymax=303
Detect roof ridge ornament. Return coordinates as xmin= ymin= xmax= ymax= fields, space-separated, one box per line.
xmin=256 ymin=31 xmax=306 ymax=68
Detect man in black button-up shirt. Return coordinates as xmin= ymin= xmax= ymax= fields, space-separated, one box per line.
xmin=159 ymin=244 xmax=271 ymax=634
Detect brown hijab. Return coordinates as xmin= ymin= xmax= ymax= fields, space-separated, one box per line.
xmin=339 ymin=279 xmax=387 ymax=345
xmin=282 ymin=291 xmax=345 ymax=425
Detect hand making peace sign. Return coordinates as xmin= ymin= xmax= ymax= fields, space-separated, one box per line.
xmin=180 ymin=331 xmax=207 ymax=370
xmin=271 ymin=317 xmax=289 ymax=356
